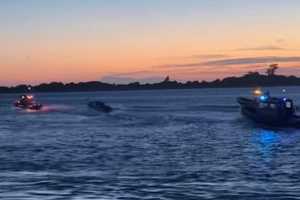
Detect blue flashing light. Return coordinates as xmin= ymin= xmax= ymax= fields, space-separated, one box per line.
xmin=260 ymin=95 xmax=268 ymax=101
xmin=283 ymin=98 xmax=287 ymax=101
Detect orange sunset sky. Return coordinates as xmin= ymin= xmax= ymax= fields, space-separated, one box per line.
xmin=1 ymin=0 xmax=300 ymax=86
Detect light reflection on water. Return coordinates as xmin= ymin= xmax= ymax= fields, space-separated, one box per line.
xmin=254 ymin=129 xmax=281 ymax=161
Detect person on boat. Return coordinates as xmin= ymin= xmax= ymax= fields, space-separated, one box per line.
xmin=17 ymin=95 xmax=34 ymax=107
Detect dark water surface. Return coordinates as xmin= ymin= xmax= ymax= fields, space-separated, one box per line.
xmin=1 ymin=88 xmax=300 ymax=199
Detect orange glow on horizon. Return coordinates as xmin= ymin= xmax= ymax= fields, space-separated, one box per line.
xmin=1 ymin=1 xmax=300 ymax=86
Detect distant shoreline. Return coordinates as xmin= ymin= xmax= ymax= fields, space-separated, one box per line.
xmin=1 ymin=73 xmax=300 ymax=94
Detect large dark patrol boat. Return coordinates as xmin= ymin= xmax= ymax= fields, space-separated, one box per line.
xmin=237 ymin=89 xmax=300 ymax=127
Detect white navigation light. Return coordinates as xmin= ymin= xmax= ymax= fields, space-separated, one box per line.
xmin=286 ymin=101 xmax=292 ymax=108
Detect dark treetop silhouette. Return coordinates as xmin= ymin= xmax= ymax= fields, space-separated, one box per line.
xmin=1 ymin=64 xmax=300 ymax=93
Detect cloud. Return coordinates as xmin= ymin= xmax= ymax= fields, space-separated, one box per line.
xmin=160 ymin=56 xmax=300 ymax=68
xmin=158 ymin=63 xmax=202 ymax=68
xmin=236 ymin=45 xmax=286 ymax=51
xmin=203 ymin=56 xmax=300 ymax=66
xmin=101 ymin=70 xmax=166 ymax=84
xmin=110 ymin=70 xmax=153 ymax=77
xmin=101 ymin=75 xmax=164 ymax=84
xmin=158 ymin=54 xmax=229 ymax=61
xmin=276 ymin=38 xmax=286 ymax=44
xmin=188 ymin=54 xmax=228 ymax=59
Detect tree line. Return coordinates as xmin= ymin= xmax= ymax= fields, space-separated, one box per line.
xmin=0 ymin=64 xmax=299 ymax=93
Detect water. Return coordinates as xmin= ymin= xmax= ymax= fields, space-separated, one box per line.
xmin=1 ymin=87 xmax=300 ymax=199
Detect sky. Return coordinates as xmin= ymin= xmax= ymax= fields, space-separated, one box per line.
xmin=1 ymin=0 xmax=300 ymax=86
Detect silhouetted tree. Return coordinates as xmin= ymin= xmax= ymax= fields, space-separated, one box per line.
xmin=163 ymin=76 xmax=170 ymax=82
xmin=246 ymin=71 xmax=260 ymax=76
xmin=266 ymin=64 xmax=279 ymax=76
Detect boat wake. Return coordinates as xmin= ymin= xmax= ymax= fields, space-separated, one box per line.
xmin=41 ymin=105 xmax=73 ymax=112
xmin=126 ymin=104 xmax=239 ymax=113
xmin=187 ymin=104 xmax=239 ymax=112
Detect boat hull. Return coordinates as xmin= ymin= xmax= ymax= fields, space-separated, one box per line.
xmin=237 ymin=97 xmax=300 ymax=127
xmin=15 ymin=103 xmax=43 ymax=111
xmin=88 ymin=101 xmax=112 ymax=113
